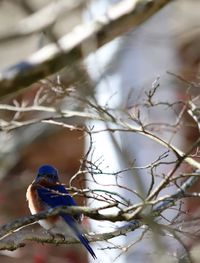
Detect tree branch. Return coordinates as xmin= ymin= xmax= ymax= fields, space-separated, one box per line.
xmin=0 ymin=0 xmax=172 ymax=98
xmin=0 ymin=170 xmax=199 ymax=251
xmin=0 ymin=103 xmax=199 ymax=170
xmin=0 ymin=0 xmax=85 ymax=43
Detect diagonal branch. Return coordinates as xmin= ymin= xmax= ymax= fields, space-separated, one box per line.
xmin=0 ymin=0 xmax=172 ymax=98
xmin=0 ymin=0 xmax=85 ymax=43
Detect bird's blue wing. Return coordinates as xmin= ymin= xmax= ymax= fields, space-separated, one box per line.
xmin=37 ymin=184 xmax=77 ymax=207
xmin=36 ymin=184 xmax=80 ymax=221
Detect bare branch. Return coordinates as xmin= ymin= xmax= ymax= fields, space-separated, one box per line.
xmin=0 ymin=0 xmax=85 ymax=43
xmin=0 ymin=0 xmax=172 ymax=98
xmin=0 ymin=170 xmax=199 ymax=251
xmin=0 ymin=102 xmax=199 ymax=170
xmin=188 ymin=100 xmax=200 ymax=131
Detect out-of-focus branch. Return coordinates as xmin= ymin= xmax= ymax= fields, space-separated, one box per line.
xmin=0 ymin=0 xmax=172 ymax=98
xmin=0 ymin=0 xmax=85 ymax=43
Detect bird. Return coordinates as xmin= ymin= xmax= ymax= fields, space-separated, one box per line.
xmin=26 ymin=164 xmax=96 ymax=259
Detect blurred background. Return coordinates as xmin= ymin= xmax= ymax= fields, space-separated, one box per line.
xmin=0 ymin=0 xmax=199 ymax=262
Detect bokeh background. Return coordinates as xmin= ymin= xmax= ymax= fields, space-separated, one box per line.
xmin=0 ymin=0 xmax=199 ymax=262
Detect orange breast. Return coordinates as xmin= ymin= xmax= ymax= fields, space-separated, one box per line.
xmin=26 ymin=184 xmax=44 ymax=214
xmin=26 ymin=182 xmax=60 ymax=225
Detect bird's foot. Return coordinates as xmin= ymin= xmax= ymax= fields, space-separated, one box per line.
xmin=47 ymin=230 xmax=56 ymax=241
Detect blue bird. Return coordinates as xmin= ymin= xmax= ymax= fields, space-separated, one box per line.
xmin=26 ymin=164 xmax=96 ymax=259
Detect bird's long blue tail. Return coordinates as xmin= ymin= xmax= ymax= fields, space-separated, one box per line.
xmin=63 ymin=215 xmax=97 ymax=259
xmin=77 ymin=233 xmax=97 ymax=259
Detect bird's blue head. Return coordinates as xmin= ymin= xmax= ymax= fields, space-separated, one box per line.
xmin=36 ymin=165 xmax=59 ymax=183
